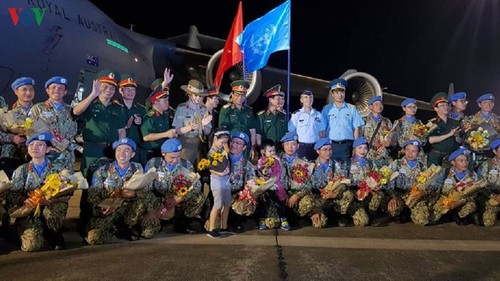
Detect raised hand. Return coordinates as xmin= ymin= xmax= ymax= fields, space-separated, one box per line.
xmin=163 ymin=67 xmax=174 ymax=85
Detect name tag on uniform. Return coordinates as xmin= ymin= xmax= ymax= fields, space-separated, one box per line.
xmin=185 ymin=115 xmax=192 ymax=119
xmin=490 ymin=169 xmax=499 ymax=175
xmin=157 ymin=171 xmax=165 ymax=179
xmin=399 ymin=168 xmax=406 ymax=174
xmin=444 ymin=178 xmax=453 ymax=185
xmin=265 ymin=120 xmax=271 ymax=123
xmin=42 ymin=111 xmax=54 ymax=118
xmin=104 ymin=178 xmax=115 ymax=188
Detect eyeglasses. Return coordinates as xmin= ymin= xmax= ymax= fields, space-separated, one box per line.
xmin=405 ymin=105 xmax=417 ymax=109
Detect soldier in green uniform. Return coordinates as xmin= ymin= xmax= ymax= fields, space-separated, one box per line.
xmin=427 ymin=92 xmax=461 ymax=166
xmin=31 ymin=76 xmax=78 ymax=173
xmin=117 ymin=74 xmax=147 ymax=164
xmin=218 ymin=80 xmax=257 ymax=160
xmin=72 ymin=69 xmax=128 ymax=178
xmin=85 ymin=138 xmax=149 ymax=245
xmin=7 ymin=132 xmax=67 ymax=251
xmin=140 ymin=85 xmax=177 ymax=161
xmin=257 ymin=84 xmax=288 ymax=154
xmin=72 ymin=69 xmax=128 ymax=234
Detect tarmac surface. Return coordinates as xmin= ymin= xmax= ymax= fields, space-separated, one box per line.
xmin=1 ymin=190 xmax=500 ymax=281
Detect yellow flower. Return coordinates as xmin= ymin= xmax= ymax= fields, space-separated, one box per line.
xmin=177 ymin=187 xmax=188 ymax=197
xmin=416 ymin=175 xmax=427 ymax=184
xmin=294 ymin=170 xmax=304 ymax=178
xmin=23 ymin=117 xmax=34 ymax=129
xmin=380 ymin=166 xmax=392 ymax=178
xmin=255 ymin=178 xmax=265 ymax=185
xmin=211 ymin=160 xmax=218 ymax=166
xmin=40 ymin=173 xmax=62 ymax=198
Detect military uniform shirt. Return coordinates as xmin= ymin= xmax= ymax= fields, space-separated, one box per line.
xmin=288 ymin=108 xmax=326 ymax=144
xmin=219 ymin=103 xmax=257 ymax=137
xmin=140 ymin=108 xmax=171 ymax=151
xmin=321 ymin=102 xmax=364 ymax=141
xmin=257 ymin=109 xmax=287 ymax=143
xmin=82 ymin=100 xmax=127 ymax=143
xmin=172 ymin=100 xmax=210 ymax=138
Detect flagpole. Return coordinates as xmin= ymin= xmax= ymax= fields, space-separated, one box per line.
xmin=286 ymin=1 xmax=292 ymax=121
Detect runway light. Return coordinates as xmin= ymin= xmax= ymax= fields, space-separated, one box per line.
xmin=134 ymin=57 xmax=139 ymax=62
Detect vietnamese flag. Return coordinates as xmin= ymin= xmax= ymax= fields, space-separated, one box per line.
xmin=214 ymin=1 xmax=243 ymax=88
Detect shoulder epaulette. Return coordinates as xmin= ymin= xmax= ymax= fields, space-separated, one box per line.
xmin=146 ymin=110 xmax=156 ymax=117
xmin=112 ymin=100 xmax=124 ymax=107
xmin=136 ymin=103 xmax=146 ymax=109
xmin=222 ymin=103 xmax=232 ymax=109
xmin=257 ymin=110 xmax=265 ymax=116
xmin=427 ymin=117 xmax=437 ymax=123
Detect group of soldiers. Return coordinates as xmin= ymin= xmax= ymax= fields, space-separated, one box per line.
xmin=0 ymin=69 xmax=498 ymax=252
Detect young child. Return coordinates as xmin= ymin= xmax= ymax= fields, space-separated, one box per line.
xmin=256 ymin=139 xmax=289 ymax=230
xmin=206 ymin=128 xmax=231 ymax=238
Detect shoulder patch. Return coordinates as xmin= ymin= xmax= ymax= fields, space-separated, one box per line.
xmin=146 ymin=110 xmax=156 ymax=117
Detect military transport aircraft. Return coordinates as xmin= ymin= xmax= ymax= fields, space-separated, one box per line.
xmin=0 ymin=0 xmax=435 ymax=118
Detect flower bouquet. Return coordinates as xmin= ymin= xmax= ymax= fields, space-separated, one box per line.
xmin=258 ymin=156 xmax=287 ymax=201
xmin=0 ymin=170 xmax=11 ymax=195
xmin=465 ymin=127 xmax=490 ymax=152
xmin=98 ymin=168 xmax=158 ymax=211
xmin=438 ymin=179 xmax=488 ymax=214
xmin=232 ymin=177 xmax=276 ymax=216
xmin=197 ymin=149 xmax=229 ymax=173
xmin=10 ymin=169 xmax=88 ymax=218
xmin=357 ymin=166 xmax=398 ymax=201
xmin=405 ymin=164 xmax=443 ymax=208
xmin=295 ymin=193 xmax=315 ymax=217
xmin=157 ymin=170 xmax=200 ymax=220
xmin=412 ymin=122 xmax=438 ymax=139
xmin=0 ymin=111 xmax=49 ymax=136
xmin=320 ymin=175 xmax=351 ymax=199
xmin=289 ymin=158 xmax=313 ymax=191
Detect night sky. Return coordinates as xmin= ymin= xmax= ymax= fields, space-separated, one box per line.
xmin=90 ymin=0 xmax=499 ymax=116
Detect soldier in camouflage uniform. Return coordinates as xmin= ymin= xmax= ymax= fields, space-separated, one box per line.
xmin=346 ymin=137 xmax=381 ymax=226
xmin=361 ymin=96 xmax=394 ymax=167
xmin=1 ymin=77 xmax=36 ymax=158
xmin=462 ymin=94 xmax=499 ymax=169
xmin=85 ymin=138 xmax=148 ymax=245
xmin=6 ymin=132 xmax=67 ymax=251
xmin=387 ymin=140 xmax=442 ymax=226
xmin=477 ymin=139 xmax=500 ymax=227
xmin=31 ymin=76 xmax=78 ymax=173
xmin=257 ymin=84 xmax=288 ymax=153
xmin=393 ymin=98 xmax=427 ymax=163
xmin=431 ymin=147 xmax=479 ymax=225
xmin=311 ymin=138 xmax=368 ymax=228
xmin=448 ymin=92 xmax=468 ymax=122
xmin=142 ymin=138 xmax=205 ymax=237
xmin=227 ymin=132 xmax=255 ymax=231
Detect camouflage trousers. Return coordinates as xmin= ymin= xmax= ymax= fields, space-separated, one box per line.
xmin=15 ymin=202 xmax=68 ymax=252
xmin=478 ymin=192 xmax=500 ymax=227
xmin=315 ymin=189 xmax=369 ymax=227
xmin=388 ymin=191 xmax=441 ymax=226
xmin=86 ymin=199 xmax=148 ymax=245
xmin=431 ymin=195 xmax=477 ymax=224
xmin=140 ymin=191 xmax=206 ymax=239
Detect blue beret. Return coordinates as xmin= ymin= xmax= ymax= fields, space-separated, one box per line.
xmin=353 ymin=137 xmax=368 ymax=148
xmin=368 ymin=96 xmax=382 ymax=106
xmin=45 ymin=76 xmax=68 ymax=89
xmin=490 ymin=138 xmax=500 ymax=150
xmin=477 ymin=93 xmax=494 ymax=103
xmin=401 ymin=98 xmax=416 ymax=108
xmin=314 ymin=138 xmax=331 ymax=150
xmin=329 ymin=78 xmax=347 ymax=90
xmin=448 ymin=147 xmax=471 ymax=162
xmin=11 ymin=77 xmax=35 ymax=91
xmin=402 ymin=139 xmax=422 ymax=149
xmin=231 ymin=131 xmax=249 ymax=145
xmin=112 ymin=138 xmax=137 ymax=151
xmin=26 ymin=132 xmax=52 ymax=145
xmin=161 ymin=138 xmax=182 ymax=153
xmin=448 ymin=92 xmax=466 ymax=103
xmin=280 ymin=132 xmax=298 ymax=143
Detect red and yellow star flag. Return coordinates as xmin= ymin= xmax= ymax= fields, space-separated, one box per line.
xmin=214 ymin=1 xmax=243 ymax=88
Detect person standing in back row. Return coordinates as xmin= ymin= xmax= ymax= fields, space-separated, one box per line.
xmin=321 ymin=78 xmax=364 ymax=163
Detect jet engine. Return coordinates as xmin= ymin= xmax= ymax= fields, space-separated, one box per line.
xmin=332 ymin=69 xmax=433 ymax=117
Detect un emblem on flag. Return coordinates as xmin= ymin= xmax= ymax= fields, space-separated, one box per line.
xmin=249 ymin=24 xmax=276 ymax=55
